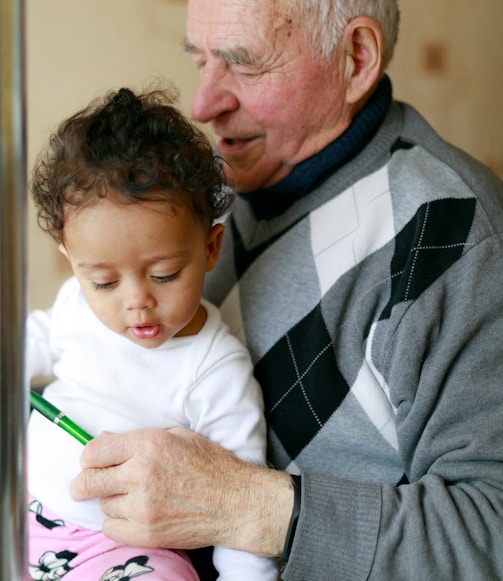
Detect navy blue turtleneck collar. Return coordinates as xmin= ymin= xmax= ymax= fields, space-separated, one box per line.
xmin=237 ymin=75 xmax=392 ymax=220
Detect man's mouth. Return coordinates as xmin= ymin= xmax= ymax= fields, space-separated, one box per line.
xmin=219 ymin=136 xmax=253 ymax=151
xmin=130 ymin=324 xmax=162 ymax=340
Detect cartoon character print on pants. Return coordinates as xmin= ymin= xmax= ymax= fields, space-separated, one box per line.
xmin=29 ymin=550 xmax=78 ymax=580
xmin=28 ymin=498 xmax=154 ymax=580
xmin=29 ymin=500 xmax=76 ymax=580
xmin=29 ymin=499 xmax=65 ymax=530
xmin=99 ymin=555 xmax=154 ymax=580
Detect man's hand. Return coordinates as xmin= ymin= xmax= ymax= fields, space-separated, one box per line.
xmin=70 ymin=427 xmax=294 ymax=557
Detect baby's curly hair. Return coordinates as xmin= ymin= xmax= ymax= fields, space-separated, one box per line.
xmin=31 ymin=85 xmax=233 ymax=242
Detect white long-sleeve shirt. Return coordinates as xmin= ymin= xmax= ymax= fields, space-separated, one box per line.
xmin=27 ymin=275 xmax=278 ymax=580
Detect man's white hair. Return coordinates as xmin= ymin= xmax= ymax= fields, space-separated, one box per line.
xmin=286 ymin=0 xmax=400 ymax=67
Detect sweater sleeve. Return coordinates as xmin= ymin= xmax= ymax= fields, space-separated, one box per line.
xmin=284 ymin=235 xmax=503 ymax=580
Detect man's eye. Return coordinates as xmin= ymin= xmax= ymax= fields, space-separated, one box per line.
xmin=191 ymin=56 xmax=206 ymax=71
xmin=92 ymin=281 xmax=117 ymax=291
xmin=233 ymin=66 xmax=264 ymax=80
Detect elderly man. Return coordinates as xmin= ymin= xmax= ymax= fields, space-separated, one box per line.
xmin=72 ymin=1 xmax=503 ymax=579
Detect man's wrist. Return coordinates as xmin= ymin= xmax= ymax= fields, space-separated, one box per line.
xmin=280 ymin=475 xmax=302 ymax=562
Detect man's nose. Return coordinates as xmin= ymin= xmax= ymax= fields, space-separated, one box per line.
xmin=190 ymin=67 xmax=239 ymax=123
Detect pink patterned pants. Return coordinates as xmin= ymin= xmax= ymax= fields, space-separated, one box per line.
xmin=28 ymin=497 xmax=199 ymax=581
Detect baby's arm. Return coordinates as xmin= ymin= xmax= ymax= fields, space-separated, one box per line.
xmin=26 ymin=307 xmax=56 ymax=385
xmin=186 ymin=343 xmax=278 ymax=580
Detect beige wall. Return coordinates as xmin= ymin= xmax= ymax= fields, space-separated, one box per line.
xmin=26 ymin=0 xmax=503 ymax=310
xmin=27 ymin=0 xmax=197 ymax=310
xmin=388 ymin=0 xmax=503 ymax=178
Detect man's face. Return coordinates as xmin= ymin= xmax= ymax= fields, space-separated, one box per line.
xmin=186 ymin=0 xmax=352 ymax=192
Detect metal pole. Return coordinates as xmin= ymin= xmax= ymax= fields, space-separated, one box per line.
xmin=0 ymin=0 xmax=28 ymax=579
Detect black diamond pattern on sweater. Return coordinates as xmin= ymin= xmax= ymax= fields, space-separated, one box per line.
xmin=256 ymin=304 xmax=349 ymax=460
xmin=381 ymin=197 xmax=476 ymax=319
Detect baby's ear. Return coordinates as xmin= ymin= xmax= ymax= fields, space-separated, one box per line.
xmin=206 ymin=223 xmax=225 ymax=272
xmin=58 ymin=243 xmax=69 ymax=260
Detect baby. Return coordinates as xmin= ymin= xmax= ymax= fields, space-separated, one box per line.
xmin=26 ymin=85 xmax=278 ymax=581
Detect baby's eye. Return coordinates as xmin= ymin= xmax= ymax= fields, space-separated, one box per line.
xmin=92 ymin=280 xmax=118 ymax=291
xmin=152 ymin=273 xmax=178 ymax=283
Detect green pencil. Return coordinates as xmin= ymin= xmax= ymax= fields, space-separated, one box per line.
xmin=30 ymin=390 xmax=93 ymax=445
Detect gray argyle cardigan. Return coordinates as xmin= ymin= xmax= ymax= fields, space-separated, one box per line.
xmin=204 ymin=98 xmax=503 ymax=580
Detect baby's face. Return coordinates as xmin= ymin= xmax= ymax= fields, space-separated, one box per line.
xmin=60 ymin=195 xmax=223 ymax=348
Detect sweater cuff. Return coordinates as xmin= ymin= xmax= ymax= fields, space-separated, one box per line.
xmin=280 ymin=475 xmax=302 ymax=562
xmin=283 ymin=473 xmax=381 ymax=580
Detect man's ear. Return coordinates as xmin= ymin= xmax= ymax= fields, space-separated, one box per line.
xmin=342 ymin=16 xmax=383 ymax=105
xmin=205 ymin=223 xmax=225 ymax=272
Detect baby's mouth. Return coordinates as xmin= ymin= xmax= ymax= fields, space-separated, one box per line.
xmin=130 ymin=324 xmax=162 ymax=339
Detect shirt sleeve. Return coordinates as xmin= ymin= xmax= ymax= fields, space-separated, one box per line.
xmin=183 ymin=319 xmax=267 ymax=464
xmin=213 ymin=547 xmax=279 ymax=581
xmin=25 ymin=307 xmax=56 ymax=384
xmin=25 ymin=277 xmax=76 ymax=386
